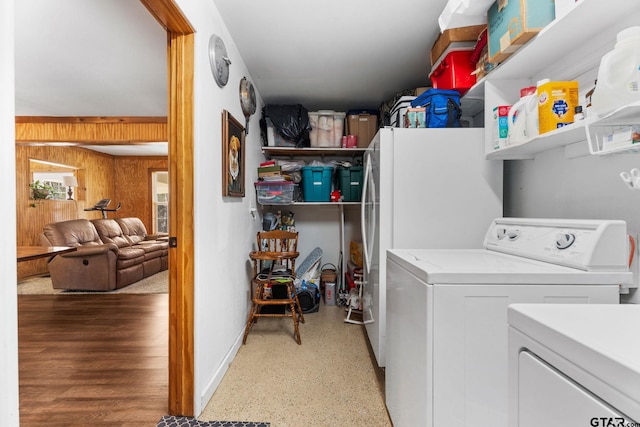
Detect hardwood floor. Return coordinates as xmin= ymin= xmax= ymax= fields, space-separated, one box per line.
xmin=18 ymin=294 xmax=168 ymax=427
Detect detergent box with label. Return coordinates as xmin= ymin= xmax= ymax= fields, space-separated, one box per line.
xmin=487 ymin=0 xmax=555 ymax=64
xmin=537 ymin=80 xmax=579 ymax=134
xmin=492 ymin=105 xmax=511 ymax=149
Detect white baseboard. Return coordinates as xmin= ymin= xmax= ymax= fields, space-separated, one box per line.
xmin=198 ymin=329 xmax=244 ymax=415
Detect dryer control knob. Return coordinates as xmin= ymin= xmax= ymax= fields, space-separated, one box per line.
xmin=496 ymin=228 xmax=507 ymax=240
xmin=556 ymin=233 xmax=576 ymax=250
xmin=507 ymin=229 xmax=521 ymax=241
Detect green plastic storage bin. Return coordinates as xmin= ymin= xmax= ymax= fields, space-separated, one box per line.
xmin=337 ymin=165 xmax=363 ymax=202
xmin=301 ymin=166 xmax=333 ymax=202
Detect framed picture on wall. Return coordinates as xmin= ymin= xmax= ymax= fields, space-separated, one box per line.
xmin=222 ymin=110 xmax=245 ymax=197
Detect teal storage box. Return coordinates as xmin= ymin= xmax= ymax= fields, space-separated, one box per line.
xmin=337 ymin=166 xmax=363 ymax=202
xmin=488 ymin=0 xmax=555 ymax=64
xmin=301 ymin=166 xmax=333 ymax=202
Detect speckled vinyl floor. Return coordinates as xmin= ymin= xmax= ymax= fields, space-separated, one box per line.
xmin=199 ymin=305 xmax=392 ymax=427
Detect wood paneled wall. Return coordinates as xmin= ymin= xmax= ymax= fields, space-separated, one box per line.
xmin=16 ymin=146 xmax=168 ymax=279
xmin=114 ymin=156 xmax=168 ymax=229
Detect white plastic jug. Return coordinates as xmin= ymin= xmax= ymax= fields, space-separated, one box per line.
xmin=591 ymin=26 xmax=640 ymax=117
xmin=507 ymin=86 xmax=537 ymax=146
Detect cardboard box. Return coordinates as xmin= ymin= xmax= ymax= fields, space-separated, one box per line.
xmin=258 ymin=165 xmax=281 ymax=179
xmin=430 ymin=24 xmax=486 ymax=66
xmin=487 ymin=0 xmax=555 ymax=64
xmin=415 ymin=87 xmax=430 ymax=97
xmin=537 ymin=80 xmax=579 ymax=135
xmin=346 ymin=112 xmax=378 ymax=148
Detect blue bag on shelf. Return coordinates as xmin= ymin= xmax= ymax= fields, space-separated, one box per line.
xmin=410 ymin=89 xmax=462 ymax=128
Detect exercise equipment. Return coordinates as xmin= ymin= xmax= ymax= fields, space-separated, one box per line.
xmin=84 ymin=199 xmax=122 ymax=218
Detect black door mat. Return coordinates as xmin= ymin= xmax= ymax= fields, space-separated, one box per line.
xmin=157 ymin=416 xmax=270 ymax=427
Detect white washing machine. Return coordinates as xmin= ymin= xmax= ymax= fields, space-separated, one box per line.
xmin=508 ymin=303 xmax=640 ymax=426
xmin=385 ymin=218 xmax=635 ymax=427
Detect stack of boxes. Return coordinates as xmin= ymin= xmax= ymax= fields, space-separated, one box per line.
xmin=430 ymin=0 xmax=557 ymax=94
xmin=255 ymin=160 xmax=296 ymax=205
xmin=430 ymin=24 xmax=485 ymax=95
xmin=257 ymin=160 xmax=281 ymax=179
xmin=259 ymin=111 xmax=366 ymax=204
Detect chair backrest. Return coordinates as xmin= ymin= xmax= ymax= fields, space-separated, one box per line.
xmin=41 ymin=219 xmax=103 ymax=247
xmin=115 ymin=217 xmax=148 ymax=244
xmin=256 ymin=230 xmax=299 ymax=274
xmin=91 ymin=219 xmax=132 ymax=248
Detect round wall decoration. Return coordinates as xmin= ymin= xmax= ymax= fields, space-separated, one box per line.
xmin=208 ymin=34 xmax=231 ymax=87
xmin=239 ymin=77 xmax=257 ymax=134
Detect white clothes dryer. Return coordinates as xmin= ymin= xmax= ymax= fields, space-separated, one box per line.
xmin=508 ymin=303 xmax=640 ymax=426
xmin=385 ymin=218 xmax=635 ymax=427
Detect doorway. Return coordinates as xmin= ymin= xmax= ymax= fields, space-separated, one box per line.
xmin=14 ymin=0 xmax=196 ymax=416
xmin=127 ymin=1 xmax=196 ymax=414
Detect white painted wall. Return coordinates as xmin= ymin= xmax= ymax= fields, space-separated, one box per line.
xmin=505 ymin=148 xmax=640 ymax=304
xmin=172 ymin=0 xmax=266 ymax=414
xmin=1 ymin=1 xmax=20 ymax=425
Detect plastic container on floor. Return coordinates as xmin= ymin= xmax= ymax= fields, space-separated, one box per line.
xmin=324 ymin=282 xmax=336 ymax=305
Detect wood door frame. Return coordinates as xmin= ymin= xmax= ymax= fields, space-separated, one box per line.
xmin=140 ymin=0 xmax=195 ymax=416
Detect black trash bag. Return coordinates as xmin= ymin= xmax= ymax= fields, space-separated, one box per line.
xmin=262 ymin=104 xmax=311 ymax=147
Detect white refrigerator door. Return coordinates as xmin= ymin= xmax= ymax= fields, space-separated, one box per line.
xmin=363 ymin=127 xmax=503 ymax=368
xmin=361 ymin=138 xmax=380 ymax=327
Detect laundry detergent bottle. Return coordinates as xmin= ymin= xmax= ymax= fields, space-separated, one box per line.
xmin=507 ymin=86 xmax=537 ymax=145
xmin=591 ymin=26 xmax=640 ymax=117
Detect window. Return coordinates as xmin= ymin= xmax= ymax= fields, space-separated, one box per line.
xmin=31 ymin=174 xmax=69 ymax=200
xmin=30 ymin=159 xmax=78 ymax=200
xmin=152 ymin=171 xmax=168 ymax=234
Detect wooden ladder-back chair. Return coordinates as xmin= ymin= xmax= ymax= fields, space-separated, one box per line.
xmin=243 ymin=230 xmax=305 ymax=344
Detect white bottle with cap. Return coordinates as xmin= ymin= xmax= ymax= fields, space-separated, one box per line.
xmin=591 ymin=26 xmax=640 ymax=117
xmin=507 ymin=86 xmax=538 ymax=146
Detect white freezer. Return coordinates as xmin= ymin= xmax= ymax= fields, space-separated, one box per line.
xmin=360 ymin=127 xmax=503 ymax=367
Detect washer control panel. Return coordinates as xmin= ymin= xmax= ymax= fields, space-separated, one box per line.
xmin=484 ymin=218 xmax=629 ymax=271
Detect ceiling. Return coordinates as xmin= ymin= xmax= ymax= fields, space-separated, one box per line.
xmin=213 ymin=0 xmax=449 ymax=112
xmin=15 ymin=0 xmax=453 ymax=155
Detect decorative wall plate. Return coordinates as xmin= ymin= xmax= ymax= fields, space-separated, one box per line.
xmin=239 ymin=77 xmax=256 ymax=134
xmin=208 ymin=34 xmax=231 ymax=87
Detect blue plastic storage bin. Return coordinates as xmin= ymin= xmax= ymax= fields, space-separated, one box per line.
xmin=301 ymin=166 xmax=333 ymax=202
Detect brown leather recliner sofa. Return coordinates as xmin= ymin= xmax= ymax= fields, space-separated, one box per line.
xmin=40 ymin=217 xmax=168 ymax=291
